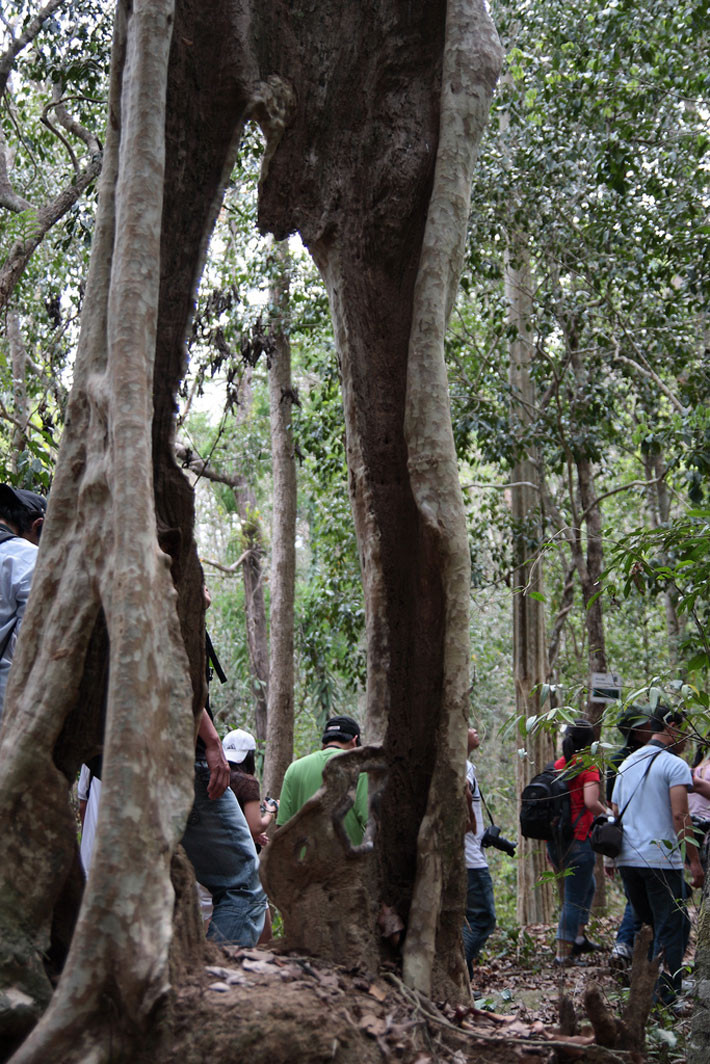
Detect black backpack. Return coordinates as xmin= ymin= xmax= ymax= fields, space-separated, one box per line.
xmin=520 ymin=764 xmax=576 ymax=846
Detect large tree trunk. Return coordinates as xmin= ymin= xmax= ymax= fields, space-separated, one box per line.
xmin=263 ymin=241 xmax=297 ymax=799
xmin=0 ymin=6 xmax=199 ymax=1061
xmin=0 ymin=3 xmax=502 ymax=1058
xmin=258 ymin=0 xmax=501 ymax=997
xmin=505 ymin=236 xmax=554 ymax=925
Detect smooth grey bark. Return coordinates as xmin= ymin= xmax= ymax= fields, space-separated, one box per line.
xmin=505 ymin=236 xmax=554 ymax=925
xmin=233 ymin=372 xmax=270 ymax=743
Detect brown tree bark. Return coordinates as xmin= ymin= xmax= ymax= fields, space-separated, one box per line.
xmin=263 ymin=241 xmax=297 ymax=798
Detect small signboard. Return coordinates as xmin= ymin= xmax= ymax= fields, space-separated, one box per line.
xmin=590 ymin=671 xmax=623 ymax=703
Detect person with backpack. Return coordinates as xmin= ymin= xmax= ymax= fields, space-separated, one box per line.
xmin=548 ymin=719 xmax=608 ymax=966
xmin=0 ymin=484 xmax=47 ymax=719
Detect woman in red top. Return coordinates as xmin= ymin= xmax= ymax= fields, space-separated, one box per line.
xmin=549 ymin=719 xmax=608 ymax=965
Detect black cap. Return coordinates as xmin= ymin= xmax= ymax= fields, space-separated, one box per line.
xmin=321 ymin=715 xmax=361 ymax=746
xmin=649 ymin=704 xmax=686 ymax=732
xmin=0 ymin=484 xmax=47 ymax=515
xmin=617 ymin=705 xmax=654 ymax=738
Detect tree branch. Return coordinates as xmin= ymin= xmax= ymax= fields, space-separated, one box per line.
xmin=579 ymin=473 xmax=669 ymax=523
xmin=0 ymin=125 xmax=32 ymax=212
xmin=612 ymin=351 xmax=685 ymax=413
xmin=462 ymin=479 xmax=540 ymax=492
xmin=0 ymin=0 xmax=67 ymax=99
xmin=174 ymin=441 xmax=242 ymax=488
xmin=0 ymin=150 xmax=102 ymax=312
xmin=201 ymin=552 xmax=250 ymax=575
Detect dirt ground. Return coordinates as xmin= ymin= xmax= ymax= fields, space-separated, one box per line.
xmin=153 ymin=916 xmax=694 ymax=1064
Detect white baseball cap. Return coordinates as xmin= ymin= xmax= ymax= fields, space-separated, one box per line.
xmin=222 ymin=728 xmax=256 ymax=764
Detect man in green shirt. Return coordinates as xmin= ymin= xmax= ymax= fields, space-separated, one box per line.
xmin=276 ymin=715 xmax=368 ymax=844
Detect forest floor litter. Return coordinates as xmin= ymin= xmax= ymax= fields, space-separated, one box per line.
xmin=155 ymin=917 xmax=692 ymax=1064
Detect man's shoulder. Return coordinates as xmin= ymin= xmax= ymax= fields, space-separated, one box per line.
xmin=0 ymin=537 xmax=37 ymax=562
xmin=618 ymin=746 xmax=649 ymax=772
xmin=288 ymin=748 xmax=331 ymax=773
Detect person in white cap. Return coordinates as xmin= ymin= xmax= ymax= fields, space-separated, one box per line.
xmin=222 ymin=728 xmax=278 ymax=846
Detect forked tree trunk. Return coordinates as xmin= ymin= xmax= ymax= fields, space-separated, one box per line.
xmin=505 ymin=235 xmax=554 ymax=925
xmin=0 ymin=3 xmax=502 ymax=1058
xmin=263 ymin=241 xmax=297 ymax=798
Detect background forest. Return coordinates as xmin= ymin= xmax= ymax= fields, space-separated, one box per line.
xmin=1 ymin=0 xmax=708 ymax=894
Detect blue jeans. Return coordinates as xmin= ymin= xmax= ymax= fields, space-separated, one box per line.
xmin=548 ymin=838 xmax=596 ymax=943
xmin=462 ymin=866 xmax=496 ymax=975
xmin=620 ymin=866 xmax=690 ymax=1003
xmin=616 ymin=896 xmax=642 ymax=948
xmin=181 ymin=762 xmax=266 ymax=945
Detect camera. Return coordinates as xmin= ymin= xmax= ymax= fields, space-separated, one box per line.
xmin=481 ymin=824 xmax=517 ymax=857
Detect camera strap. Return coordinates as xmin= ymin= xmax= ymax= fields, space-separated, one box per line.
xmin=477 ymin=784 xmax=497 ymax=828
xmin=615 ymin=747 xmax=663 ymax=825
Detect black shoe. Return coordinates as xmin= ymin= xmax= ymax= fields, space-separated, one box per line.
xmin=571 ymin=936 xmax=602 ymax=957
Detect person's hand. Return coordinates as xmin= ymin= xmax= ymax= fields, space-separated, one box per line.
xmin=204 ymin=738 xmax=230 ymax=800
xmin=255 ymin=832 xmax=269 ymax=848
xmin=690 ymin=861 xmax=705 ymax=891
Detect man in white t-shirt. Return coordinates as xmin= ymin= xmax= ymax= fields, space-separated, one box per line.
xmin=462 ymin=727 xmax=496 ymax=978
xmin=612 ymin=707 xmax=704 ymax=1005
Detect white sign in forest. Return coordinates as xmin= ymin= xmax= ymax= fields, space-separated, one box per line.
xmin=590 ymin=671 xmax=623 ymax=703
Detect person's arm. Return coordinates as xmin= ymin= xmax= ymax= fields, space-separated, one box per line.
xmin=242 ymin=799 xmax=275 ymax=838
xmin=583 ymin=777 xmax=607 ymax=818
xmin=198 ymin=710 xmax=230 ymax=800
xmin=692 ymin=766 xmax=710 ymax=799
xmin=670 ymin=784 xmax=704 ymax=889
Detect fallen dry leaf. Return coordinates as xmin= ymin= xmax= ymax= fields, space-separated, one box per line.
xmin=367 ymin=981 xmax=388 ymax=1002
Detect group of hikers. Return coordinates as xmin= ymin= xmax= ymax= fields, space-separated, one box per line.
xmin=465 ymin=709 xmax=708 ymax=1014
xmin=1 ymin=483 xmax=707 ymax=1015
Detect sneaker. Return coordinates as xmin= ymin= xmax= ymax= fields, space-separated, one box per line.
xmin=571 ymin=936 xmax=603 ymax=957
xmin=609 ymin=942 xmax=633 ymax=970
